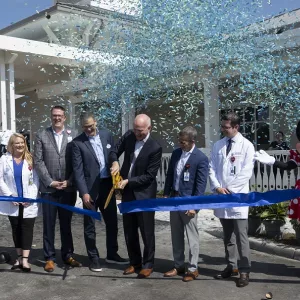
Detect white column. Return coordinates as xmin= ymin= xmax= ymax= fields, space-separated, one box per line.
xmin=203 ymin=79 xmax=220 ymax=149
xmin=5 ymin=53 xmax=18 ymax=132
xmin=0 ymin=51 xmax=7 ymax=131
xmin=121 ymin=100 xmax=135 ymax=135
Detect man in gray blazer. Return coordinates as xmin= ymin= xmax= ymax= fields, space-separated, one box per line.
xmin=34 ymin=105 xmax=81 ymax=272
xmin=163 ymin=126 xmax=208 ymax=282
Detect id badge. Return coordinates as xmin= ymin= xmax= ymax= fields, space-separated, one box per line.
xmin=184 ymin=171 xmax=190 ymax=182
xmin=230 ymin=166 xmax=236 ymax=176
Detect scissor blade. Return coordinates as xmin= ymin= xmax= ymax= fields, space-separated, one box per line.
xmin=104 ymin=187 xmax=115 ymax=209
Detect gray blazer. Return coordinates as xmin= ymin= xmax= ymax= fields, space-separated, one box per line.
xmin=33 ymin=126 xmax=75 ymax=193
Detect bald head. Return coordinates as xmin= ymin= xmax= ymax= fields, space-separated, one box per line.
xmin=134 ymin=114 xmax=151 ymax=127
xmin=133 ymin=114 xmax=152 ymax=141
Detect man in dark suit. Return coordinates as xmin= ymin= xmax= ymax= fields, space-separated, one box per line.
xmin=72 ymin=112 xmax=128 ymax=272
xmin=34 ymin=105 xmax=81 ymax=272
xmin=163 ymin=126 xmax=208 ymax=282
xmin=109 ymin=114 xmax=162 ymax=279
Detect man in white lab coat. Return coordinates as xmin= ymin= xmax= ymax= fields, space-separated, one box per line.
xmin=209 ymin=112 xmax=255 ymax=288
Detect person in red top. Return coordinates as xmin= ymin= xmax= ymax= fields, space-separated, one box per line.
xmin=254 ymin=121 xmax=300 ymax=220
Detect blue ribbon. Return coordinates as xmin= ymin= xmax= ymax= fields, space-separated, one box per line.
xmin=118 ymin=189 xmax=300 ymax=214
xmin=0 ymin=196 xmax=101 ymax=220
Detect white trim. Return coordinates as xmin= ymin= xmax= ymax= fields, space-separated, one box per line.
xmin=0 ymin=52 xmax=7 ymax=131
xmin=42 ymin=25 xmax=61 ymax=44
xmin=0 ymin=35 xmax=124 ymax=66
xmin=8 ymin=62 xmax=16 ymax=132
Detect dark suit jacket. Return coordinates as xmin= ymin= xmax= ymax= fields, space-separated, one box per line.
xmin=72 ymin=129 xmax=114 ymax=200
xmin=109 ymin=130 xmax=162 ymax=201
xmin=163 ymin=146 xmax=208 ymax=197
xmin=33 ymin=126 xmax=75 ymax=193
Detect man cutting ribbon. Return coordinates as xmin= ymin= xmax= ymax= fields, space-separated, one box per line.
xmin=72 ymin=112 xmax=128 ymax=273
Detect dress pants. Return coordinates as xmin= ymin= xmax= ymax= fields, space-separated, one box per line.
xmin=122 ymin=188 xmax=155 ymax=269
xmin=8 ymin=205 xmax=35 ymax=250
xmin=170 ymin=211 xmax=199 ymax=272
xmin=42 ymin=190 xmax=77 ymax=262
xmin=83 ymin=178 xmax=118 ymax=261
xmin=220 ymin=218 xmax=251 ymax=273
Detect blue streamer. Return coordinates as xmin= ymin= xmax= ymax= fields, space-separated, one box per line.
xmin=118 ymin=189 xmax=300 ymax=214
xmin=0 ymin=196 xmax=101 ymax=220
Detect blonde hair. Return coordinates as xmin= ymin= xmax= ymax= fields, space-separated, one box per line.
xmin=7 ymin=133 xmax=33 ymax=167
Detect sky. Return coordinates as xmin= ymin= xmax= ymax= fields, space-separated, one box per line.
xmin=0 ymin=0 xmax=299 ymax=30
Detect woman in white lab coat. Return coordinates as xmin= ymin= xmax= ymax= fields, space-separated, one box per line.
xmin=0 ymin=133 xmax=39 ymax=272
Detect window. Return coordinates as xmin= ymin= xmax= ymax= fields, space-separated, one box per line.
xmin=221 ymin=106 xmax=270 ymax=150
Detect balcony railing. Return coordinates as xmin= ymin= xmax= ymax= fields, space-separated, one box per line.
xmin=157 ymin=150 xmax=298 ymax=193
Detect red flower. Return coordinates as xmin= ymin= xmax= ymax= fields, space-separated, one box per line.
xmin=28 ymin=166 xmax=32 ymax=171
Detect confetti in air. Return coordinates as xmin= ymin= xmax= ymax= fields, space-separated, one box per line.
xmin=14 ymin=0 xmax=300 ymax=148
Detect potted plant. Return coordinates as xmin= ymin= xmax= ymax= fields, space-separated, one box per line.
xmin=260 ymin=203 xmax=287 ymax=239
xmin=290 ymin=219 xmax=300 ymax=243
xmin=248 ymin=206 xmax=265 ymax=236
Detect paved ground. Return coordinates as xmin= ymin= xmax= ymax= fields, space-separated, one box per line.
xmin=0 ymin=209 xmax=300 ymax=300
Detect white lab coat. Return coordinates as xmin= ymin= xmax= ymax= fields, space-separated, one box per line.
xmin=0 ymin=154 xmax=40 ymax=218
xmin=209 ymin=132 xmax=255 ymax=219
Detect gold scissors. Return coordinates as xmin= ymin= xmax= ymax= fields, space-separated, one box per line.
xmin=104 ymin=172 xmax=123 ymax=209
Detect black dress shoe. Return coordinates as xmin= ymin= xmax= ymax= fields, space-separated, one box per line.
xmin=237 ymin=273 xmax=249 ymax=287
xmin=214 ymin=268 xmax=239 ymax=279
xmin=105 ymin=254 xmax=129 ymax=265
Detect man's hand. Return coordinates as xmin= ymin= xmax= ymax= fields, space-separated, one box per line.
xmin=216 ymin=187 xmax=231 ymax=194
xmin=117 ymin=179 xmax=128 ymax=189
xmin=50 ymin=181 xmax=64 ymax=190
xmin=12 ymin=202 xmax=19 ymax=206
xmin=185 ymin=210 xmax=196 ymax=217
xmin=60 ymin=180 xmax=68 ymax=189
xmin=82 ymin=194 xmax=95 ymax=210
xmin=110 ymin=161 xmax=120 ymax=176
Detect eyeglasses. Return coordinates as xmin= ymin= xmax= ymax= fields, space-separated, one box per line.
xmin=220 ymin=125 xmax=233 ymax=130
xmin=52 ymin=114 xmax=65 ymax=118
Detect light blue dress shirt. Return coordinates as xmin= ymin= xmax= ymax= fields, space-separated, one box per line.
xmin=88 ymin=133 xmax=109 ymax=178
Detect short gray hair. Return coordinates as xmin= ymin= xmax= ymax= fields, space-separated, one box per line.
xmin=179 ymin=126 xmax=197 ymax=141
xmin=80 ymin=112 xmax=95 ymax=125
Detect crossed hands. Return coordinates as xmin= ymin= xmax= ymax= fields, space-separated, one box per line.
xmin=51 ymin=180 xmax=69 ymax=190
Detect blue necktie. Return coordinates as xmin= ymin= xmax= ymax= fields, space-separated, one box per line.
xmin=226 ymin=139 xmax=232 ymax=156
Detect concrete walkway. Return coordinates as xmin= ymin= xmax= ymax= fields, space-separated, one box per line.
xmin=0 ymin=212 xmax=300 ymax=300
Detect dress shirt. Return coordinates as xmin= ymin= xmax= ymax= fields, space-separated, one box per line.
xmin=174 ymin=145 xmax=195 ymax=191
xmin=53 ymin=128 xmax=64 ymax=152
xmin=128 ymin=132 xmax=150 ymax=178
xmin=88 ymin=132 xmax=109 ymax=178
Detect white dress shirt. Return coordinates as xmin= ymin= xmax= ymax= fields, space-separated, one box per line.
xmin=53 ymin=128 xmax=64 ymax=152
xmin=174 ymin=145 xmax=195 ymax=191
xmin=128 ymin=132 xmax=150 ymax=178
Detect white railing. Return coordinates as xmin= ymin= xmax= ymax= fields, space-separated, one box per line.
xmin=157 ymin=150 xmax=299 ymax=193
